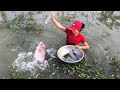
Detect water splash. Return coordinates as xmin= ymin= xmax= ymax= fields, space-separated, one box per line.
xmin=12 ymin=52 xmax=49 ymax=76
xmin=46 ymin=48 xmax=57 ymax=59
xmin=11 ymin=48 xmax=57 ymax=77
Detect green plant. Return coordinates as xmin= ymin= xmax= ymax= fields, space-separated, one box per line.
xmin=9 ymin=67 xmax=33 ymax=79
xmin=5 ymin=12 xmax=43 ymax=32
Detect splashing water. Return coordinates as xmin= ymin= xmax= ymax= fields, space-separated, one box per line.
xmin=12 ymin=52 xmax=49 ymax=76
xmin=46 ymin=48 xmax=57 ymax=60
xmin=11 ymin=48 xmax=57 ymax=77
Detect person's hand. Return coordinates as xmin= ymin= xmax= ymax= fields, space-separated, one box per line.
xmin=75 ymin=45 xmax=80 ymax=49
xmin=50 ymin=11 xmax=54 ymax=19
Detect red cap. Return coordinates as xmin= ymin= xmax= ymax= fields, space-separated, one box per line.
xmin=68 ymin=20 xmax=82 ymax=30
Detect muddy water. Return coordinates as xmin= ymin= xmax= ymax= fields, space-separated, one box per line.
xmin=0 ymin=11 xmax=120 ymax=78
xmin=0 ymin=23 xmax=66 ymax=78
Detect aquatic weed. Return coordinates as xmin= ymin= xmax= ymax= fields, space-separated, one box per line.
xmin=4 ymin=12 xmax=43 ymax=32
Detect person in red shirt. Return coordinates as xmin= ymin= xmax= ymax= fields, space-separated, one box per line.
xmin=50 ymin=12 xmax=89 ymax=50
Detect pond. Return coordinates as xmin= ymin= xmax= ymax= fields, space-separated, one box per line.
xmin=0 ymin=11 xmax=120 ymax=79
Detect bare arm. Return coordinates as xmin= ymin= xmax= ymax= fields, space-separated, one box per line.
xmin=75 ymin=42 xmax=89 ymax=50
xmin=51 ymin=12 xmax=66 ymax=32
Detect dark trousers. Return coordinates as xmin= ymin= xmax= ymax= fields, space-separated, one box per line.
xmin=66 ymin=43 xmax=75 ymax=45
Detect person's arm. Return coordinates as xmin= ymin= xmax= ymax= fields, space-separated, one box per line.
xmin=75 ymin=42 xmax=89 ymax=50
xmin=50 ymin=11 xmax=66 ymax=32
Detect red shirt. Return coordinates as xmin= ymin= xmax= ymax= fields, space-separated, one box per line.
xmin=65 ymin=28 xmax=86 ymax=45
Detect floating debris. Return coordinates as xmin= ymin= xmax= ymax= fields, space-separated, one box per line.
xmin=11 ymin=49 xmax=16 ymax=52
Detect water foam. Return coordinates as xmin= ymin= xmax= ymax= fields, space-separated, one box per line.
xmin=12 ymin=48 xmax=57 ymax=76
xmin=12 ymin=52 xmax=49 ymax=75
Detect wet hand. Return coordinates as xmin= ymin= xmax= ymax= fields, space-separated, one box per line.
xmin=50 ymin=11 xmax=54 ymax=19
xmin=75 ymin=45 xmax=80 ymax=49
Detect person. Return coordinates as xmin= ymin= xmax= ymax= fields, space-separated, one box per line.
xmin=50 ymin=11 xmax=89 ymax=50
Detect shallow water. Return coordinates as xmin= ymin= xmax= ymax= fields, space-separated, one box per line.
xmin=0 ymin=11 xmax=120 ymax=79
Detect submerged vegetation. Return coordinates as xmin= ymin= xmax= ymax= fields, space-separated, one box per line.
xmin=99 ymin=11 xmax=120 ymax=30
xmin=9 ymin=67 xmax=33 ymax=79
xmin=108 ymin=56 xmax=120 ymax=79
xmin=0 ymin=11 xmax=120 ymax=79
xmin=9 ymin=54 xmax=120 ymax=79
xmin=0 ymin=11 xmax=7 ymax=23
xmin=0 ymin=12 xmax=43 ymax=32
